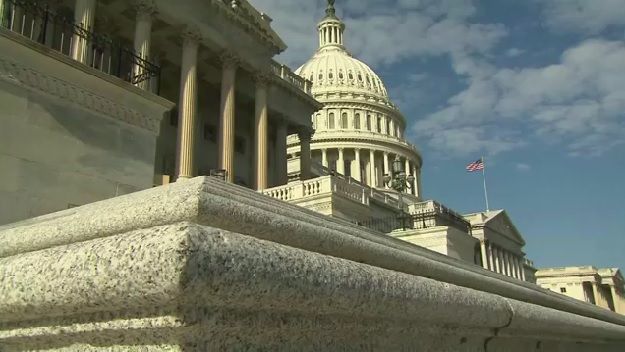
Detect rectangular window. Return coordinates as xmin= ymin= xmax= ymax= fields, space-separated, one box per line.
xmin=560 ymin=287 xmax=567 ymax=293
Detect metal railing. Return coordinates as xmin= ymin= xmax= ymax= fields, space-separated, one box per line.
xmin=358 ymin=207 xmax=473 ymax=234
xmin=0 ymin=0 xmax=160 ymax=92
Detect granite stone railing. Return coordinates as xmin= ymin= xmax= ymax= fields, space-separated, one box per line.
xmin=2 ymin=177 xmax=624 ymax=350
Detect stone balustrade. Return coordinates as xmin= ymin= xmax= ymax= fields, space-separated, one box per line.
xmin=271 ymin=60 xmax=313 ymax=95
xmin=263 ymin=175 xmax=406 ymax=208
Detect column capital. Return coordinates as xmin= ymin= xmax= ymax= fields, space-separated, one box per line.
xmin=220 ymin=51 xmax=241 ymax=70
xmin=134 ymin=0 xmax=157 ymax=18
xmin=181 ymin=25 xmax=202 ymax=44
xmin=297 ymin=127 xmax=314 ymax=141
xmin=253 ymin=71 xmax=272 ymax=88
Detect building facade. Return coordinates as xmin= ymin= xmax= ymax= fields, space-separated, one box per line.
xmin=536 ymin=266 xmax=625 ymax=315
xmin=0 ymin=0 xmax=320 ymax=225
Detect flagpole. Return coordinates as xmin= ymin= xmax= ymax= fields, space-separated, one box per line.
xmin=482 ymin=156 xmax=490 ymax=212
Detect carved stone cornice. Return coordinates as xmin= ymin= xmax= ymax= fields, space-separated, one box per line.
xmin=0 ymin=57 xmax=160 ymax=132
xmin=253 ymin=71 xmax=272 ymax=88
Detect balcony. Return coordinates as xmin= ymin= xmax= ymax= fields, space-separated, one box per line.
xmin=0 ymin=0 xmax=160 ymax=92
xmin=270 ymin=60 xmax=313 ymax=96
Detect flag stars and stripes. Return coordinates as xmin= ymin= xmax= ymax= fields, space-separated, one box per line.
xmin=466 ymin=159 xmax=484 ymax=172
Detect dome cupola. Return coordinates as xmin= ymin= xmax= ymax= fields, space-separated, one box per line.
xmin=296 ymin=0 xmax=394 ymax=108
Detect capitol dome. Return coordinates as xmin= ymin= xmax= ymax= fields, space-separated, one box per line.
xmin=296 ymin=48 xmax=390 ymax=102
xmin=287 ymin=0 xmax=422 ymax=198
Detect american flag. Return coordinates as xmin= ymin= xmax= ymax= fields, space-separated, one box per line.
xmin=466 ymin=159 xmax=484 ymax=172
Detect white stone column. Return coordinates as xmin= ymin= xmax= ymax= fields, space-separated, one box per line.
xmin=321 ymin=148 xmax=328 ymax=168
xmin=299 ymin=129 xmax=312 ymax=180
xmin=480 ymin=241 xmax=489 ymax=270
xmin=411 ymin=164 xmax=418 ymax=197
xmin=389 ymin=119 xmax=395 ymax=137
xmin=504 ymin=251 xmax=511 ymax=277
xmin=175 ymin=31 xmax=199 ymax=180
xmin=383 ymin=152 xmax=390 ymax=188
xmin=71 ymin=0 xmax=96 ymax=64
xmin=493 ymin=247 xmax=501 ymax=273
xmin=354 ymin=148 xmax=362 ymax=182
xmin=516 ymin=257 xmax=522 ymax=279
xmin=337 ymin=148 xmax=345 ymax=175
xmin=218 ymin=53 xmax=238 ymax=183
xmin=610 ymin=285 xmax=623 ymax=314
xmin=487 ymin=242 xmax=495 ymax=272
xmin=369 ymin=149 xmax=376 ymax=187
xmin=275 ymin=120 xmax=288 ymax=186
xmin=254 ymin=75 xmax=269 ymax=190
xmin=520 ymin=260 xmax=526 ymax=281
xmin=132 ymin=1 xmax=156 ymax=90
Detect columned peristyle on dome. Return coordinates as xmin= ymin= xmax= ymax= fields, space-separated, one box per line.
xmin=290 ymin=0 xmax=423 ymax=198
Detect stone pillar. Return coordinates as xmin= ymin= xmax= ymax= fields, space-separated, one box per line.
xmin=218 ymin=53 xmax=238 ymax=183
xmin=504 ymin=251 xmax=511 ymax=277
xmin=520 ymin=260 xmax=526 ymax=281
xmin=298 ymin=129 xmax=312 ymax=180
xmin=487 ymin=242 xmax=495 ymax=272
xmin=493 ymin=247 xmax=501 ymax=274
xmin=480 ymin=241 xmax=489 ymax=270
xmin=611 ymin=285 xmax=623 ymax=314
xmin=511 ymin=256 xmax=518 ymax=279
xmin=71 ymin=0 xmax=96 ymax=63
xmin=175 ymin=31 xmax=199 ymax=180
xmin=354 ymin=149 xmax=362 ymax=182
xmin=321 ymin=148 xmax=328 ymax=168
xmin=412 ymin=164 xmax=418 ymax=197
xmin=591 ymin=283 xmax=607 ymax=309
xmin=337 ymin=148 xmax=345 ymax=175
xmin=275 ymin=120 xmax=288 ymax=186
xmin=254 ymin=75 xmax=269 ymax=190
xmin=369 ymin=149 xmax=376 ymax=187
xmin=389 ymin=119 xmax=395 ymax=137
xmin=132 ymin=1 xmax=156 ymax=90
xmin=383 ymin=152 xmax=390 ymax=189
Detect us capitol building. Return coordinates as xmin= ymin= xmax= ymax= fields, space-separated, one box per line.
xmin=265 ymin=0 xmax=536 ymax=284
xmin=0 ymin=0 xmax=624 ymax=350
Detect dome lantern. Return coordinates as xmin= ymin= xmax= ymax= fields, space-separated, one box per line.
xmin=318 ymin=0 xmax=345 ymax=49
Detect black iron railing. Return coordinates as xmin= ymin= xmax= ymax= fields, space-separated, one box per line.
xmin=0 ymin=0 xmax=160 ymax=92
xmin=358 ymin=209 xmax=472 ymax=234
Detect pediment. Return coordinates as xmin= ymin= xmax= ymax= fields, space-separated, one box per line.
xmin=466 ymin=210 xmax=526 ymax=246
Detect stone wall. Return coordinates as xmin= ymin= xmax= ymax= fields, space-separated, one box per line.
xmin=0 ymin=30 xmax=173 ymax=225
xmin=1 ymin=177 xmax=625 ymax=351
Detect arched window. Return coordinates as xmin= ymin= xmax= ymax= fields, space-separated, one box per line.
xmin=328 ymin=112 xmax=335 ymax=129
xmin=354 ymin=113 xmax=361 ymax=129
xmin=341 ymin=113 xmax=348 ymax=129
xmin=366 ymin=114 xmax=371 ymax=131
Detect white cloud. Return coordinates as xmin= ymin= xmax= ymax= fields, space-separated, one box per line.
xmin=505 ymin=48 xmax=524 ymax=57
xmin=541 ymin=0 xmax=625 ymax=34
xmin=413 ymin=39 xmax=625 ymax=157
xmin=250 ymin=0 xmax=506 ymax=68
xmin=516 ymin=163 xmax=531 ymax=172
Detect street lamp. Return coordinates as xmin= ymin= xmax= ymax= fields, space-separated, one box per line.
xmin=384 ymin=156 xmax=415 ymax=230
xmin=383 ymin=156 xmax=415 ymax=193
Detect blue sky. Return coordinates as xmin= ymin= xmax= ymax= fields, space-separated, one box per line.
xmin=252 ymin=0 xmax=625 ymax=271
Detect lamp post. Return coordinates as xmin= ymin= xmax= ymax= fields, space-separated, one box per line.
xmin=384 ymin=155 xmax=415 ymax=230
